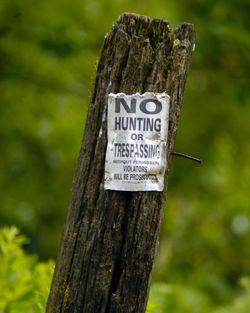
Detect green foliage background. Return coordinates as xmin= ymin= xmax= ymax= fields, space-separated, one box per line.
xmin=1 ymin=227 xmax=250 ymax=313
xmin=0 ymin=227 xmax=53 ymax=313
xmin=0 ymin=0 xmax=249 ymax=311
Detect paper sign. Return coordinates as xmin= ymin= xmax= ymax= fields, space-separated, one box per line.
xmin=104 ymin=92 xmax=170 ymax=191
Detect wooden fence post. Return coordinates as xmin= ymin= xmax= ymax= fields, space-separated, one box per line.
xmin=46 ymin=13 xmax=195 ymax=313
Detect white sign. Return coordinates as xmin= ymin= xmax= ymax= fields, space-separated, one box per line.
xmin=104 ymin=92 xmax=170 ymax=191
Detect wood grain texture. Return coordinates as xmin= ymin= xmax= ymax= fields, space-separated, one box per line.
xmin=46 ymin=13 xmax=195 ymax=313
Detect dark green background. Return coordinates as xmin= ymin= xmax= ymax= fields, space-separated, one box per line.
xmin=0 ymin=0 xmax=249 ymax=307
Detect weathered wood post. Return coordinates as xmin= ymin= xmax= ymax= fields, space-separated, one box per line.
xmin=46 ymin=13 xmax=195 ymax=313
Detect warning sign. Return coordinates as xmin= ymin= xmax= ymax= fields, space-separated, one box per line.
xmin=104 ymin=92 xmax=170 ymax=191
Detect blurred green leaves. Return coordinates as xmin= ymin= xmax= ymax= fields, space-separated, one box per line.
xmin=0 ymin=227 xmax=54 ymax=313
xmin=147 ymin=279 xmax=250 ymax=313
xmin=0 ymin=0 xmax=97 ymax=257
xmin=1 ymin=227 xmax=250 ymax=313
xmin=147 ymin=283 xmax=211 ymax=313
